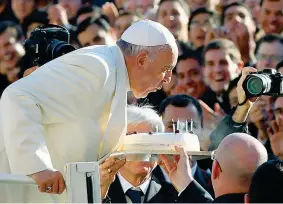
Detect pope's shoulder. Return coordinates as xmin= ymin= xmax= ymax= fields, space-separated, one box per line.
xmin=59 ymin=45 xmax=117 ymax=79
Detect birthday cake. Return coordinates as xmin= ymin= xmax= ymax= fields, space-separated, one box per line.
xmin=118 ymin=132 xmax=200 ymax=152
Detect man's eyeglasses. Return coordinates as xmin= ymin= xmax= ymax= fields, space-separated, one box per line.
xmin=211 ymin=150 xmax=223 ymax=172
xmin=274 ymin=107 xmax=283 ymax=116
xmin=256 ymin=53 xmax=283 ymax=62
xmin=190 ymin=20 xmax=213 ymax=29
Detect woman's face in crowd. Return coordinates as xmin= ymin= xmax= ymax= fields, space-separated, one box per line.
xmin=12 ymin=0 xmax=35 ymax=21
xmin=189 ymin=13 xmax=213 ymax=48
xmin=114 ymin=15 xmax=137 ymax=39
xmin=157 ymin=1 xmax=188 ymax=41
xmin=58 ymin=0 xmax=82 ymax=20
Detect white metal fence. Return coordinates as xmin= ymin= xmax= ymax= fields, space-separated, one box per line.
xmin=0 ymin=162 xmax=101 ymax=203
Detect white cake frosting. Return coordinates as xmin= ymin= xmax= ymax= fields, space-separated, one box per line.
xmin=118 ymin=132 xmax=200 ymax=152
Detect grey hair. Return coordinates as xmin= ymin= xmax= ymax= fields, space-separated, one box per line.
xmin=127 ymin=105 xmax=165 ymax=132
xmin=116 ymin=39 xmax=175 ymax=61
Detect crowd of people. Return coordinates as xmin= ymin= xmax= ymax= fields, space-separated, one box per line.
xmin=0 ymin=0 xmax=283 ymax=203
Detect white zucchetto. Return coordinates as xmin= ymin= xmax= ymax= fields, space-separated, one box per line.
xmin=121 ymin=19 xmax=176 ymax=47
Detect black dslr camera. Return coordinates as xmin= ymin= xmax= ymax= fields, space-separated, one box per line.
xmin=24 ymin=24 xmax=75 ymax=66
xmin=242 ymin=68 xmax=283 ymax=98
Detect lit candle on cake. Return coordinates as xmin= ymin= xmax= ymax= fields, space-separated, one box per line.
xmin=190 ymin=118 xmax=193 ymax=133
xmin=186 ymin=120 xmax=188 ymax=133
xmin=172 ymin=119 xmax=175 ymax=133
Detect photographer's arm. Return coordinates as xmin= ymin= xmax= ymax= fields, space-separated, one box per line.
xmin=209 ymin=67 xmax=258 ymax=150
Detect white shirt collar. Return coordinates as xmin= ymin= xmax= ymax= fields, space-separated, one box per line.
xmin=117 ymin=172 xmax=151 ymax=195
xmin=114 ymin=45 xmax=130 ymax=92
xmin=191 ymin=162 xmax=197 ymax=176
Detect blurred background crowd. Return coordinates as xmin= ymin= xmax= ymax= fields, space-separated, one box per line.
xmin=1 ymin=0 xmax=283 ymax=202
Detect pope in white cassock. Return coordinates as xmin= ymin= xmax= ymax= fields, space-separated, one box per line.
xmin=0 ymin=20 xmax=178 ymax=202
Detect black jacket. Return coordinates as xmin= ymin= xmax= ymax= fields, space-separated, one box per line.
xmin=103 ymin=174 xmax=179 ymax=203
xmin=153 ymin=165 xmax=214 ymax=198
xmin=178 ymin=180 xmax=245 ymax=203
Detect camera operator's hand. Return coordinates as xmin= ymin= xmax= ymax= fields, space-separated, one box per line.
xmin=237 ymin=67 xmax=258 ymax=106
xmin=23 ymin=66 xmax=39 ymax=77
xmin=48 ymin=4 xmax=69 ymax=26
xmin=232 ymin=67 xmax=258 ymax=123
xmin=249 ymin=98 xmax=269 ymax=140
xmin=31 ymin=169 xmax=65 ymax=194
xmin=267 ymin=115 xmax=283 ymax=160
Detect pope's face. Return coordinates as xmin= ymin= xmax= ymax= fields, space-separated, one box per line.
xmin=132 ymin=48 xmax=177 ymax=99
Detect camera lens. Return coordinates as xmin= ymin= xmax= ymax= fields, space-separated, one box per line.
xmin=47 ymin=39 xmax=75 ymax=60
xmin=52 ymin=43 xmax=75 ymax=58
xmin=246 ymin=76 xmax=264 ymax=95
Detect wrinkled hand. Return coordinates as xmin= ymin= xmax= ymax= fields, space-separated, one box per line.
xmin=48 ymin=4 xmax=69 ymax=26
xmin=226 ymin=22 xmax=251 ymax=50
xmin=249 ymin=98 xmax=268 ymax=128
xmin=160 ymin=147 xmax=193 ymax=193
xmin=100 ymin=157 xmax=126 ymax=199
xmin=23 ymin=66 xmax=39 ymax=77
xmin=31 ymin=169 xmax=65 ymax=194
xmin=199 ymin=100 xmax=224 ymax=129
xmin=267 ymin=115 xmax=283 ymax=160
xmin=204 ymin=26 xmax=229 ymax=45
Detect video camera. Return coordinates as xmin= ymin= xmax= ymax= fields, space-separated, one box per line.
xmin=242 ymin=68 xmax=283 ymax=98
xmin=24 ymin=24 xmax=75 ymax=67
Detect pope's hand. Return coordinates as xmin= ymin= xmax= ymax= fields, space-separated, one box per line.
xmin=31 ymin=169 xmax=65 ymax=194
xmin=100 ymin=157 xmax=126 ymax=199
xmin=160 ymin=147 xmax=194 ymax=193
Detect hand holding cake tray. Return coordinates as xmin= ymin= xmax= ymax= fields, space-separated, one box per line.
xmin=101 ymin=120 xmax=212 ymax=162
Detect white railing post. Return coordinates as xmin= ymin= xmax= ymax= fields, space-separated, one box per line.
xmin=65 ymin=162 xmax=101 ymax=203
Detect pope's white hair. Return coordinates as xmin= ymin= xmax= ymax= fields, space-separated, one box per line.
xmin=127 ymin=105 xmax=165 ymax=132
xmin=117 ymin=39 xmax=178 ymax=63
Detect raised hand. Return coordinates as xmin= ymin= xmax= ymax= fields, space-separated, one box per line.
xmin=99 ymin=157 xmax=126 ymax=199
xmin=160 ymin=147 xmax=193 ymax=193
xmin=267 ymin=115 xmax=283 ymax=160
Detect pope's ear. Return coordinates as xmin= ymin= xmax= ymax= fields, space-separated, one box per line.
xmin=136 ymin=51 xmax=148 ymax=70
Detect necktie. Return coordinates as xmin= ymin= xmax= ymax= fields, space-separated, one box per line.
xmin=126 ymin=188 xmax=143 ymax=203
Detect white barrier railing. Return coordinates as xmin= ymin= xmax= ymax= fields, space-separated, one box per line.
xmin=0 ymin=174 xmax=35 ymax=185
xmin=0 ymin=162 xmax=101 ymax=203
xmin=0 ymin=151 xmax=211 ymax=203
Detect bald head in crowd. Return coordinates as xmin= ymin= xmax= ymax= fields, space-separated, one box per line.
xmin=212 ymin=133 xmax=268 ymax=198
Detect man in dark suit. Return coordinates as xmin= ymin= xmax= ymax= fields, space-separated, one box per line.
xmin=158 ymin=94 xmax=214 ymax=196
xmin=103 ymin=105 xmax=182 ymax=203
xmin=153 ymin=163 xmax=214 ymax=197
xmin=104 ymin=173 xmax=179 ymax=203
xmin=160 ymin=132 xmax=268 ymax=203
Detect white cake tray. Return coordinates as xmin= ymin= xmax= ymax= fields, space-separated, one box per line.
xmin=107 ymin=150 xmax=212 ymax=161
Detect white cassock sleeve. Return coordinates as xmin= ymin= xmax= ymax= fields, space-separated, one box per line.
xmin=0 ymin=51 xmax=110 ymax=175
xmin=0 ymin=88 xmax=54 ymax=175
